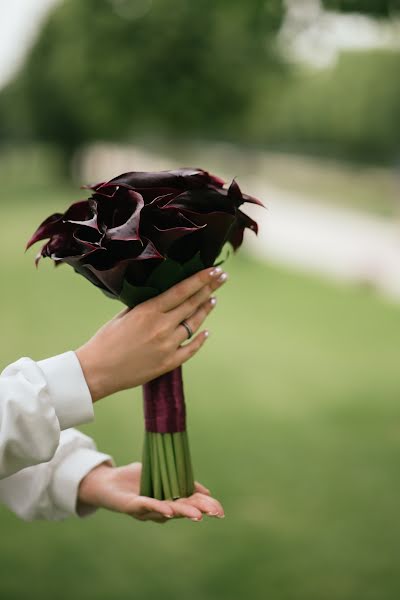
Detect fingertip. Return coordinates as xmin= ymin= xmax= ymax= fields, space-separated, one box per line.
xmin=189 ymin=508 xmax=203 ymax=521
xmin=194 ymin=482 xmax=211 ymax=495
xmin=196 ymin=330 xmax=210 ymax=351
xmin=195 ymin=330 xmax=209 ymax=349
xmin=174 ymin=502 xmax=203 ymax=521
xmin=217 ymin=272 xmax=228 ymax=284
xmin=211 ymin=504 xmax=225 ymax=518
xmin=209 ymin=266 xmax=223 ymax=279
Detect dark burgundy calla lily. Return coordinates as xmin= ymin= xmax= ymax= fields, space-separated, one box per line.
xmin=27 ymin=168 xmax=263 ymax=303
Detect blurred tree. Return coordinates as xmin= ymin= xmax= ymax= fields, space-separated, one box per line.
xmin=0 ymin=0 xmax=284 ymax=164
xmin=321 ymin=0 xmax=400 ymax=17
xmin=258 ymin=49 xmax=400 ymax=162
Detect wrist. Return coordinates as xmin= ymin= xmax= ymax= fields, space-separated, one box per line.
xmin=75 ymin=345 xmax=112 ymax=402
xmin=78 ymin=462 xmax=114 ymax=507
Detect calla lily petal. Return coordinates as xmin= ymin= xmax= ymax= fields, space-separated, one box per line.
xmin=91 ymin=168 xmax=224 ymax=193
xmin=26 ymin=213 xmax=63 ymax=250
xmin=105 ymin=192 xmax=144 ymax=241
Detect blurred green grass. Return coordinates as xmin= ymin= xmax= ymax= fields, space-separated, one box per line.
xmin=1 ymin=189 xmax=400 ymax=600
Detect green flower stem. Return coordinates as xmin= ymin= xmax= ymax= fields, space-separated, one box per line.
xmin=172 ymin=432 xmax=187 ymax=497
xmin=156 ymin=433 xmax=172 ymax=500
xmin=140 ymin=431 xmax=152 ymax=497
xmin=150 ymin=433 xmax=162 ymax=500
xmin=163 ymin=434 xmax=180 ymax=499
xmin=140 ymin=430 xmax=195 ymax=500
xmin=182 ymin=430 xmax=195 ymax=496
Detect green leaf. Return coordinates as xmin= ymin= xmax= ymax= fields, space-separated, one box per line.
xmin=182 ymin=251 xmax=205 ymax=277
xmin=119 ymin=280 xmax=159 ymax=308
xmin=101 ymin=288 xmax=118 ymax=300
xmin=145 ymin=258 xmax=185 ymax=292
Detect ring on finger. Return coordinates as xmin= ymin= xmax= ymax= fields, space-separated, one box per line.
xmin=180 ymin=319 xmax=193 ymax=340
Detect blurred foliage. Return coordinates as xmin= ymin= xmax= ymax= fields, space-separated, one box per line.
xmin=322 ymin=0 xmax=400 ymax=17
xmin=251 ymin=49 xmax=400 ymax=162
xmin=0 ymin=0 xmax=399 ymax=167
xmin=0 ymin=0 xmax=284 ymax=160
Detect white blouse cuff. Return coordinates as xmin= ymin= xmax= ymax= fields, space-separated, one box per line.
xmin=37 ymin=351 xmax=94 ymax=430
xmin=50 ymin=447 xmax=113 ymax=518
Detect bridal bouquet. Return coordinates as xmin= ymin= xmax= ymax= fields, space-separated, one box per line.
xmin=27 ymin=168 xmax=262 ymax=500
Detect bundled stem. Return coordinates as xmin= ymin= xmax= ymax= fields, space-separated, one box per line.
xmin=140 ymin=366 xmax=195 ymax=499
xmin=140 ymin=431 xmax=195 ymax=499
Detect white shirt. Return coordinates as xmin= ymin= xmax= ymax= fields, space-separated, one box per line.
xmin=0 ymin=352 xmax=113 ymax=520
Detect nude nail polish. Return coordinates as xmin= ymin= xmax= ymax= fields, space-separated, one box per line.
xmin=217 ymin=272 xmax=228 ymax=283
xmin=210 ymin=267 xmax=222 ymax=277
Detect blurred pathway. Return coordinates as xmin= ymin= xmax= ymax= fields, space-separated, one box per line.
xmin=244 ymin=180 xmax=400 ymax=301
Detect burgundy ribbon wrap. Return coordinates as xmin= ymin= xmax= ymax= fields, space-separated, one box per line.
xmin=143 ymin=366 xmax=186 ymax=433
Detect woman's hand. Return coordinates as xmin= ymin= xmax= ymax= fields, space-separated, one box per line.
xmin=78 ymin=462 xmax=225 ymax=523
xmin=76 ymin=267 xmax=228 ymax=402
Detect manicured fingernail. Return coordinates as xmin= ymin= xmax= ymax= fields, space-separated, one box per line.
xmin=164 ymin=514 xmax=174 ymax=519
xmin=210 ymin=267 xmax=222 ymax=277
xmin=207 ymin=512 xmax=220 ymax=517
xmin=217 ymin=272 xmax=228 ymax=283
xmin=191 ymin=517 xmax=202 ymax=522
xmin=209 ymin=296 xmax=217 ymax=307
xmin=217 ymin=514 xmax=225 ymax=519
xmin=204 ymin=330 xmax=210 ymax=338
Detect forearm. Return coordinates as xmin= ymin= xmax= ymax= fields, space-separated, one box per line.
xmin=0 ymin=352 xmax=94 ymax=479
xmin=0 ymin=429 xmax=112 ymax=521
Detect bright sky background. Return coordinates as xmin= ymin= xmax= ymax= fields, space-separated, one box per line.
xmin=0 ymin=0 xmax=398 ymax=90
xmin=282 ymin=0 xmax=400 ymax=67
xmin=0 ymin=0 xmax=60 ymax=89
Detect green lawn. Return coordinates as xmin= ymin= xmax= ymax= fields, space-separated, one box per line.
xmin=1 ymin=192 xmax=400 ymax=600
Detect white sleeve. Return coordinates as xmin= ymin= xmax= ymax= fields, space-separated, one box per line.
xmin=0 ymin=429 xmax=113 ymax=521
xmin=0 ymin=352 xmax=94 ymax=479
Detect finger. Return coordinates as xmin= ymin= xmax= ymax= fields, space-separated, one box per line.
xmin=172 ymin=296 xmax=217 ymax=346
xmin=168 ymin=499 xmax=203 ymax=521
xmin=167 ymin=273 xmax=224 ymax=327
xmin=170 ymin=330 xmax=209 ymax=369
xmin=128 ymin=496 xmax=174 ymax=518
xmin=194 ymin=481 xmax=211 ymax=496
xmin=135 ymin=512 xmax=170 ymax=524
xmin=186 ymin=493 xmax=225 ymax=517
xmin=155 ymin=267 xmax=225 ymax=312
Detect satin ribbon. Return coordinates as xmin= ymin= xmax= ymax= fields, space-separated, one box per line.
xmin=143 ymin=366 xmax=186 ymax=433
